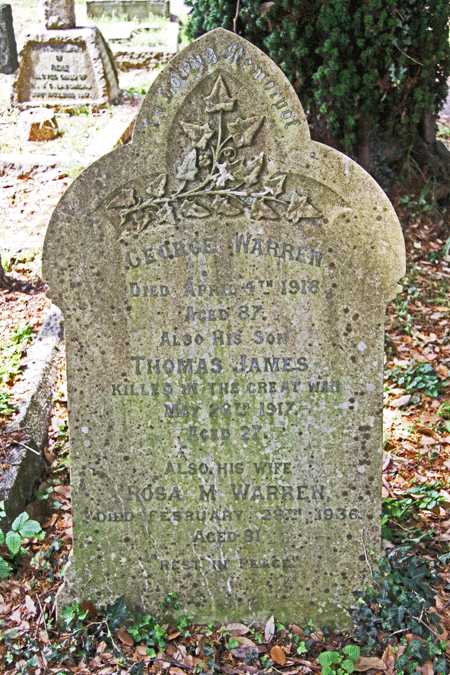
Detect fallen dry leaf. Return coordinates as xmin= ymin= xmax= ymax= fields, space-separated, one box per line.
xmin=134 ymin=644 xmax=149 ymax=658
xmin=271 ymin=645 xmax=287 ymax=666
xmin=116 ymin=628 xmax=134 ymax=646
xmin=169 ymin=667 xmax=186 ymax=675
xmin=353 ymin=656 xmax=386 ymax=671
xmin=81 ymin=599 xmax=97 ymax=620
xmin=233 ymin=636 xmax=258 ymax=649
xmin=382 ymin=644 xmax=396 ymax=670
xmin=390 ymin=394 xmax=411 ymax=408
xmin=223 ymin=622 xmax=250 ymax=636
xmin=416 ymin=660 xmax=434 ymax=675
xmin=24 ymin=594 xmax=36 ymax=615
xmin=53 ymin=485 xmax=71 ymax=499
xmin=265 ymin=615 xmax=275 ymax=642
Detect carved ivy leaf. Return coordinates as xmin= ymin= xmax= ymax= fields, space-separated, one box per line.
xmin=180 ymin=121 xmax=215 ymax=149
xmin=205 ymin=75 xmax=235 ymax=113
xmin=180 ymin=199 xmax=210 ymax=218
xmin=250 ymin=198 xmax=280 ymax=220
xmin=212 ymin=163 xmax=235 ymax=187
xmin=228 ymin=115 xmax=265 ymax=147
xmin=211 ymin=196 xmax=243 ymax=216
xmin=121 ymin=209 xmax=153 ymax=236
xmin=176 ymin=149 xmax=198 ymax=182
xmin=145 ymin=174 xmax=167 ymax=198
xmin=265 ymin=174 xmax=286 ymax=197
xmin=234 ymin=152 xmax=265 ymax=186
xmin=286 ymin=190 xmax=323 ymax=223
xmin=157 ymin=202 xmax=175 ymax=224
xmin=108 ymin=187 xmax=137 ymax=209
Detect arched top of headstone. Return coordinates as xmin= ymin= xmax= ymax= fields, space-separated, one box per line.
xmin=44 ymin=28 xmax=405 ymax=313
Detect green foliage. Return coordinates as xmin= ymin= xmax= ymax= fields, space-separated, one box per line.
xmin=438 ymin=402 xmax=450 ymax=434
xmin=389 ymin=361 xmax=442 ymax=398
xmin=186 ymin=0 xmax=450 ymax=162
xmin=163 ymin=591 xmax=180 ymax=611
xmin=0 ymin=391 xmax=16 ymax=417
xmin=0 ymin=501 xmax=44 ymax=580
xmin=60 ymin=601 xmax=89 ymax=630
xmin=0 ymin=323 xmax=34 ymax=398
xmin=382 ymin=484 xmax=444 ymax=540
xmin=106 ymin=595 xmax=130 ymax=630
xmin=353 ymin=549 xmax=446 ymax=673
xmin=128 ymin=612 xmax=167 ymax=649
xmin=318 ymin=645 xmax=360 ymax=675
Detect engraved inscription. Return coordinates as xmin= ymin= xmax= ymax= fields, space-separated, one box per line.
xmin=27 ymin=43 xmax=95 ymax=100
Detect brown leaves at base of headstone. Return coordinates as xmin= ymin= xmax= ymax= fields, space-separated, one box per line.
xmin=115 ymin=627 xmax=134 ymax=646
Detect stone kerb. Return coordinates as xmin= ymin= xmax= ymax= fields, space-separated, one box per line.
xmin=0 ymin=307 xmax=63 ymax=531
xmin=43 ymin=29 xmax=406 ymax=626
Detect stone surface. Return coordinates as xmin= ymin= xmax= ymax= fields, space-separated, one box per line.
xmin=11 ymin=27 xmax=119 ymax=107
xmin=0 ymin=4 xmax=18 ymax=74
xmin=19 ymin=108 xmax=59 ymax=141
xmin=112 ymin=46 xmax=173 ymax=70
xmin=0 ymin=307 xmax=63 ymax=531
xmin=42 ymin=0 xmax=75 ymax=30
xmin=87 ymin=0 xmax=170 ymax=20
xmin=43 ymin=29 xmax=406 ymax=626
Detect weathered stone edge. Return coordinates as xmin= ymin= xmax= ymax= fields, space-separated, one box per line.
xmin=0 ymin=305 xmax=63 ymax=530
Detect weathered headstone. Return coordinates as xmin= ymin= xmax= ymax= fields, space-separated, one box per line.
xmin=43 ymin=29 xmax=406 ymax=626
xmin=42 ymin=0 xmax=75 ymax=29
xmin=11 ymin=0 xmax=119 ymax=107
xmin=0 ymin=4 xmax=18 ymax=74
xmin=86 ymin=0 xmax=170 ymax=20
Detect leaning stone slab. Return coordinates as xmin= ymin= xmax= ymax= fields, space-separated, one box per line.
xmin=0 ymin=4 xmax=18 ymax=74
xmin=11 ymin=27 xmax=119 ymax=108
xmin=43 ymin=29 xmax=405 ymax=626
xmin=0 ymin=307 xmax=63 ymax=531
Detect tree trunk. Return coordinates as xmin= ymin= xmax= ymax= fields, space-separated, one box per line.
xmin=357 ymin=114 xmax=374 ymax=170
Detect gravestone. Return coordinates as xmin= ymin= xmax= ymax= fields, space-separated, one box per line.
xmin=42 ymin=0 xmax=75 ymax=29
xmin=11 ymin=0 xmax=119 ymax=107
xmin=87 ymin=0 xmax=170 ymax=20
xmin=0 ymin=4 xmax=18 ymax=74
xmin=43 ymin=28 xmax=406 ymax=626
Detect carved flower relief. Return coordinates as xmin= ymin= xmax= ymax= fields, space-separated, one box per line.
xmin=104 ymin=74 xmax=327 ymax=236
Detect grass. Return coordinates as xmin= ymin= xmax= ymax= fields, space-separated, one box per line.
xmin=0 ymin=106 xmax=115 ymax=157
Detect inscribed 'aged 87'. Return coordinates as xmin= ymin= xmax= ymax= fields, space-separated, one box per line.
xmin=43 ymin=28 xmax=406 ymax=625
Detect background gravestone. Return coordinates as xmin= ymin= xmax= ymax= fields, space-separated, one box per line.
xmin=42 ymin=0 xmax=75 ymax=29
xmin=43 ymin=28 xmax=406 ymax=626
xmin=0 ymin=4 xmax=18 ymax=74
xmin=87 ymin=0 xmax=170 ymax=20
xmin=11 ymin=0 xmax=119 ymax=107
